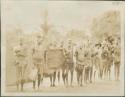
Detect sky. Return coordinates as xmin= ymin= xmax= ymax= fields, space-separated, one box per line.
xmin=1 ymin=1 xmax=124 ymax=35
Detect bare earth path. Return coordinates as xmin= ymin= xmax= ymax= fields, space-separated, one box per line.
xmin=6 ymin=79 xmax=124 ymax=96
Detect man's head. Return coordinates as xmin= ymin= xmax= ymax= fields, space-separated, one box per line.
xmin=37 ymin=34 xmax=44 ymax=45
xmin=19 ymin=39 xmax=23 ymax=46
xmin=95 ymin=43 xmax=101 ymax=49
xmin=68 ymin=39 xmax=72 ymax=45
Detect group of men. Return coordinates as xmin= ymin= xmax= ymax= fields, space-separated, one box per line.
xmin=13 ymin=33 xmax=121 ymax=90
xmin=75 ymin=36 xmax=121 ymax=86
xmin=13 ymin=34 xmax=74 ymax=90
xmin=13 ymin=34 xmax=44 ymax=90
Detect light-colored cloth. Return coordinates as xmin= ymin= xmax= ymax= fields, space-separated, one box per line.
xmin=29 ymin=67 xmax=38 ymax=81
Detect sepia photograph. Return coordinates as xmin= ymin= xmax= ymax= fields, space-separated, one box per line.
xmin=1 ymin=0 xmax=125 ymax=96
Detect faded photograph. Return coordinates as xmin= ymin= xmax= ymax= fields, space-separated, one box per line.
xmin=1 ymin=0 xmax=125 ymax=96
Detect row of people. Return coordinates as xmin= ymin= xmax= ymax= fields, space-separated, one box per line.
xmin=75 ymin=36 xmax=120 ymax=86
xmin=13 ymin=34 xmax=120 ymax=90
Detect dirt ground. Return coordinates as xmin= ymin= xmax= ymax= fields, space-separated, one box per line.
xmin=6 ymin=78 xmax=124 ymax=96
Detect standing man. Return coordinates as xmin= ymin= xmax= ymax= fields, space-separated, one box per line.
xmin=32 ymin=34 xmax=44 ymax=89
xmin=75 ymin=45 xmax=85 ymax=86
xmin=83 ymin=43 xmax=90 ymax=84
xmin=64 ymin=39 xmax=74 ymax=86
xmin=85 ymin=39 xmax=93 ymax=83
xmin=13 ymin=38 xmax=27 ymax=91
xmin=114 ymin=39 xmax=121 ymax=81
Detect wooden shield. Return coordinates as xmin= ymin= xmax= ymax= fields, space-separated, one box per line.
xmin=45 ymin=49 xmax=65 ymax=69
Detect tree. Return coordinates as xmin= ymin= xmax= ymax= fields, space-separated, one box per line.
xmin=91 ymin=10 xmax=121 ymax=42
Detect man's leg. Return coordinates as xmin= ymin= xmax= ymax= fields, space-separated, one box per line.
xmin=53 ymin=71 xmax=56 ymax=87
xmin=90 ymin=66 xmax=93 ymax=83
xmin=33 ymin=80 xmax=36 ymax=90
xmin=80 ymin=70 xmax=83 ymax=86
xmin=16 ymin=66 xmax=20 ymax=90
xmin=62 ymin=71 xmax=65 ymax=85
xmin=57 ymin=71 xmax=60 ymax=84
xmin=38 ymin=74 xmax=41 ymax=88
xmin=117 ymin=63 xmax=120 ymax=81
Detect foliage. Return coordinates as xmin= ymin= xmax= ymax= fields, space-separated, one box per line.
xmin=91 ymin=10 xmax=121 ymax=41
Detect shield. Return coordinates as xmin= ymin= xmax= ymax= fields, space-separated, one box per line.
xmin=45 ymin=49 xmax=65 ymax=69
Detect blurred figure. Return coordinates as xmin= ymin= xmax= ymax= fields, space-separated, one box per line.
xmin=113 ymin=39 xmax=121 ymax=81
xmin=62 ymin=39 xmax=74 ymax=86
xmin=13 ymin=38 xmax=27 ymax=91
xmin=75 ymin=45 xmax=85 ymax=86
xmin=32 ymin=34 xmax=44 ymax=89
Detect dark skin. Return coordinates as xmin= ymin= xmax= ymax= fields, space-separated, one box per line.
xmin=15 ymin=41 xmax=27 ymax=91
xmin=32 ymin=37 xmax=43 ymax=89
xmin=62 ymin=51 xmax=74 ymax=86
